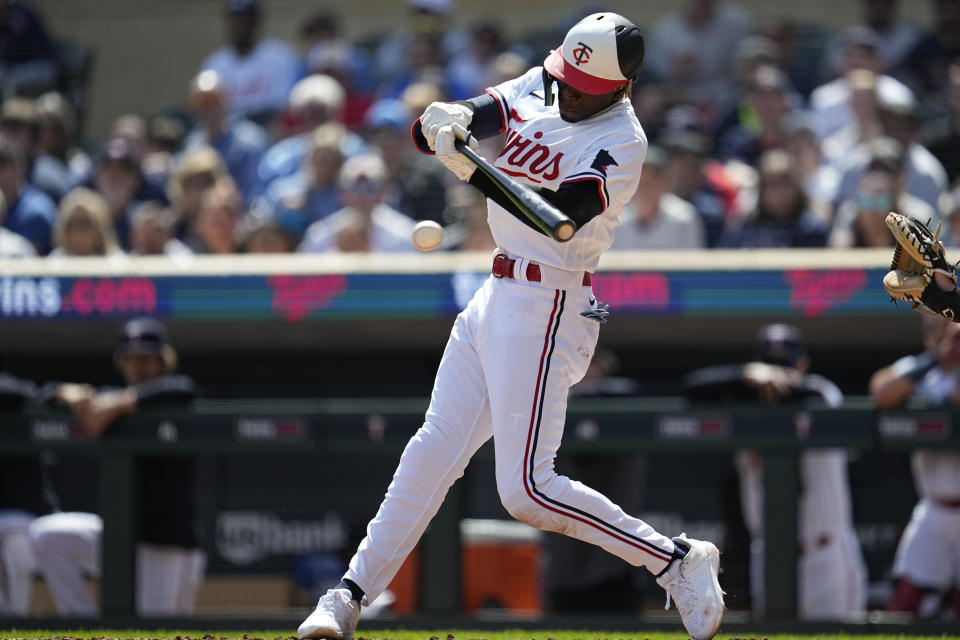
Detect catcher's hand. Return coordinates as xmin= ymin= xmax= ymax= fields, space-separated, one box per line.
xmin=883 ymin=212 xmax=959 ymax=320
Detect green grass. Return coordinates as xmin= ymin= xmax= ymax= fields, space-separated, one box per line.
xmin=1 ymin=632 xmax=959 ymax=640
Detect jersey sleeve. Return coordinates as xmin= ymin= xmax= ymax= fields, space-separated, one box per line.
xmin=475 ymin=67 xmax=543 ymax=137
xmin=565 ymin=130 xmax=647 ymax=214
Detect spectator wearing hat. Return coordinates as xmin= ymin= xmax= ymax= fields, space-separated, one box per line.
xmin=660 ymin=128 xmax=731 ymax=247
xmin=681 ymin=323 xmax=866 ymax=620
xmin=90 ymin=138 xmax=150 ymax=250
xmin=365 ymin=98 xmax=447 ymax=223
xmin=830 ymin=137 xmax=939 ymax=248
xmin=182 ymin=70 xmax=268 ymax=204
xmin=29 ymin=318 xmax=205 ymax=618
xmin=0 ymin=136 xmax=55 ymax=254
xmin=719 ymin=150 xmax=829 ymax=248
xmin=810 ymin=26 xmax=913 ymax=142
xmin=141 ymin=114 xmax=187 ymax=191
xmin=829 ymin=86 xmax=948 ymax=216
xmin=258 ymin=74 xmax=365 ymax=194
xmin=49 ymin=187 xmax=124 ymax=257
xmin=0 ymin=0 xmax=57 ymax=97
xmin=200 ymin=0 xmax=301 ymax=125
xmin=299 ymin=153 xmax=416 ymax=253
xmin=259 ymin=122 xmax=345 ymax=240
xmin=610 ymin=145 xmax=705 ymax=250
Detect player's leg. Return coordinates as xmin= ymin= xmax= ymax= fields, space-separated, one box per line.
xmin=28 ymin=512 xmax=102 ymax=617
xmin=300 ymin=281 xmax=496 ymax=640
xmin=0 ymin=510 xmax=37 ymax=615
xmin=482 ymin=283 xmax=723 ymax=639
xmin=135 ymin=543 xmax=207 ymax=616
xmin=888 ymin=499 xmax=953 ymax=616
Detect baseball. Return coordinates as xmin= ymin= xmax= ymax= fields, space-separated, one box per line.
xmin=411 ymin=220 xmax=444 ymax=252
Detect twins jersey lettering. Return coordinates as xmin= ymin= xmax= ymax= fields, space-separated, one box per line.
xmin=483 ymin=68 xmax=647 ymax=272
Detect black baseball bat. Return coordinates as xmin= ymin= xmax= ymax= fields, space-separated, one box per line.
xmin=454 ymin=138 xmax=576 ymax=242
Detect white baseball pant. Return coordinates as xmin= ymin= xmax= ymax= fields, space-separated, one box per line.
xmin=0 ymin=510 xmax=37 ymax=616
xmin=893 ymin=498 xmax=960 ymax=590
xmin=345 ymin=274 xmax=676 ymax=603
xmin=28 ymin=512 xmax=206 ymax=616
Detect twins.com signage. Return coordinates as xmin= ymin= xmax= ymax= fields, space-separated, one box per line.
xmin=0 ymin=276 xmax=157 ymax=318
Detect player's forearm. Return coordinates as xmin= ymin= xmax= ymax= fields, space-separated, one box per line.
xmin=869 ymin=366 xmax=918 ymax=409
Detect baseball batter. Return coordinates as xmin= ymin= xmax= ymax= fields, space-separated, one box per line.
xmin=299 ymin=13 xmax=724 ymax=640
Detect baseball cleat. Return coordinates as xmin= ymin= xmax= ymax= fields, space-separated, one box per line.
xmin=656 ymin=533 xmax=725 ymax=640
xmin=297 ymin=588 xmax=360 ymax=640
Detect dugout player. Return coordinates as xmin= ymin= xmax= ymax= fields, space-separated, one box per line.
xmin=681 ymin=324 xmax=867 ymax=620
xmin=28 ymin=318 xmax=205 ymax=617
xmin=871 ymin=314 xmax=960 ymax=618
xmin=299 ymin=13 xmax=724 ymax=640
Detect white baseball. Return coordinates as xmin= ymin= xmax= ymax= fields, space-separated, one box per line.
xmin=412 ymin=220 xmax=444 ymax=252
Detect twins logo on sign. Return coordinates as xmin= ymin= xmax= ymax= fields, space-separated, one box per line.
xmin=572 ymin=41 xmax=593 ymax=65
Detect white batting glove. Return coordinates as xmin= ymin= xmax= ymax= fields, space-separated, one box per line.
xmin=420 ymin=102 xmax=473 ymax=150
xmin=434 ymin=122 xmax=477 ymax=182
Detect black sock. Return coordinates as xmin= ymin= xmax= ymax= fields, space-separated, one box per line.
xmin=655 ymin=539 xmax=689 ymax=578
xmin=339 ymin=578 xmax=365 ymax=604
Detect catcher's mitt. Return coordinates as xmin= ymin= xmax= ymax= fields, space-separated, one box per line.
xmin=883 ymin=212 xmax=959 ymax=320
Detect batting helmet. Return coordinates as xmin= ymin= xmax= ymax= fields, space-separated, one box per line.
xmin=542 ymin=12 xmax=644 ymax=104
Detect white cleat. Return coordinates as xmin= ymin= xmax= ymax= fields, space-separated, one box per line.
xmin=297 ymin=588 xmax=361 ymax=640
xmin=656 ymin=533 xmax=726 ymax=640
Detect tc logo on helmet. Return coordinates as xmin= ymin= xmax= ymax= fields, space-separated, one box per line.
xmin=572 ymin=42 xmax=593 ymax=66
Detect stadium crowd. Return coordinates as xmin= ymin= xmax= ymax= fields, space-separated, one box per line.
xmin=2 ymin=0 xmax=960 ymax=258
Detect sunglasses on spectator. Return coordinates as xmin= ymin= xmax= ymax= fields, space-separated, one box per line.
xmin=856 ymin=193 xmax=893 ymax=211
xmin=344 ymin=178 xmax=382 ymax=195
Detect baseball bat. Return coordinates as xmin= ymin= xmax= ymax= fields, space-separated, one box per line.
xmin=454 ymin=138 xmax=577 ymax=242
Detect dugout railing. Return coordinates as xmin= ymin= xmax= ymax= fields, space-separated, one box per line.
xmin=1 ymin=395 xmax=958 ymax=621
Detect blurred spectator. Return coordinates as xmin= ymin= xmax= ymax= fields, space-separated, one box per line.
xmin=870 ymin=315 xmax=960 ymax=619
xmin=373 ymin=0 xmax=466 ymax=90
xmin=110 ymin=114 xmax=148 ymax=166
xmin=258 ymin=74 xmax=364 ymax=193
xmin=200 ymin=0 xmax=300 ymax=125
xmin=717 ymin=66 xmax=794 ymax=164
xmin=378 ymin=31 xmax=446 ymax=100
xmin=920 ymin=60 xmax=960 ymax=184
xmin=167 ymin=146 xmax=232 ymax=239
xmin=810 ymin=26 xmax=912 ymax=141
xmin=261 ymin=122 xmax=345 ymax=240
xmin=365 ymin=98 xmax=447 ymax=223
xmin=240 ymin=211 xmax=297 ymax=253
xmin=444 ymin=183 xmax=494 ymax=251
xmin=446 ymin=20 xmax=505 ymax=100
xmin=544 ymin=349 xmax=647 ymax=614
xmin=399 ymin=81 xmax=446 ymax=121
xmin=682 ymin=323 xmax=867 ymax=620
xmin=0 ymin=190 xmax=33 ymax=257
xmin=34 ymin=92 xmax=90 ymax=188
xmin=712 ymin=35 xmax=778 ymax=143
xmin=757 ymin=17 xmax=824 ymax=99
xmin=611 ymin=145 xmax=705 ymax=249
xmin=142 ymin=114 xmax=187 ymax=189
xmin=299 ymin=153 xmax=416 ymax=253
xmin=182 ymin=70 xmax=268 ymax=204
xmin=784 ymin=112 xmax=839 ymax=213
xmin=301 ymin=10 xmax=375 ymax=131
xmin=822 ymin=69 xmax=883 ymax=164
xmin=0 ymin=0 xmax=57 ymax=97
xmin=900 ymin=0 xmax=960 ymax=101
xmin=0 ymin=361 xmax=38 ymax=617
xmin=91 ymin=138 xmax=147 ymax=249
xmin=30 ymin=318 xmax=205 ymax=617
xmin=830 ymin=138 xmax=938 ymax=247
xmin=645 ymin=0 xmax=753 ymax=116
xmin=0 ymin=137 xmax=55 ymax=254
xmin=190 ymin=179 xmax=243 ymax=254
xmin=831 ymin=89 xmax=948 ymax=215
xmin=660 ymin=128 xmax=730 ymax=247
xmin=128 ymin=201 xmax=192 ymax=257
xmin=0 ymin=96 xmax=70 ymax=201
xmin=822 ymin=0 xmax=920 ymax=78
xmin=49 ymin=187 xmax=122 ymax=257
xmin=719 ymin=150 xmax=829 ymax=248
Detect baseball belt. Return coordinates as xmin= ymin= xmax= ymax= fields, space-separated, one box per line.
xmin=492 ymin=252 xmax=592 ymax=288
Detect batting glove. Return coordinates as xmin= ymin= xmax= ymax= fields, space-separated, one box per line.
xmin=434 ymin=122 xmax=477 ymax=182
xmin=420 ymin=102 xmax=473 ymax=150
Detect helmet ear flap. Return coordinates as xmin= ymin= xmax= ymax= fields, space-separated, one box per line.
xmin=541 ymin=68 xmax=555 ymax=107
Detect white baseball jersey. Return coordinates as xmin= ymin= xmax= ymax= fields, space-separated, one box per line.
xmin=483 ymin=68 xmax=647 ymax=272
